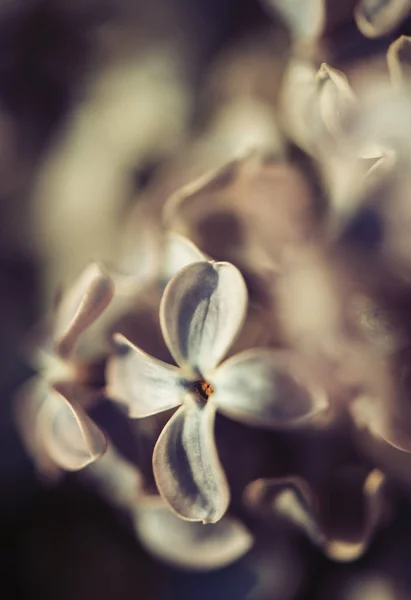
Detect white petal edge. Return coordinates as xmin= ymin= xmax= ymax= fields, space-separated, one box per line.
xmin=160 ymin=260 xmax=248 ymax=378
xmin=106 ymin=333 xmax=184 ymax=418
xmin=210 ymin=349 xmax=328 ymax=429
xmin=37 ymin=387 xmax=107 ymax=471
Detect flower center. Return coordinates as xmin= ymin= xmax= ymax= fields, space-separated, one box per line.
xmin=194 ymin=380 xmax=214 ymax=401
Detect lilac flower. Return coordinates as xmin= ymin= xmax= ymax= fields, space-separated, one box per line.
xmin=16 ymin=262 xmax=113 ymax=474
xmin=108 ymin=259 xmax=327 ymax=523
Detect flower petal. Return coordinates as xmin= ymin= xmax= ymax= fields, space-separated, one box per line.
xmin=355 ymin=0 xmax=411 ymax=38
xmin=160 ymin=261 xmax=247 ymax=377
xmin=106 ymin=334 xmax=184 ymax=418
xmin=83 ymin=445 xmax=142 ymax=509
xmin=210 ymin=349 xmax=327 ymax=429
xmin=14 ymin=378 xmax=63 ymax=480
xmin=325 ymin=469 xmax=386 ymax=562
xmin=54 ymin=262 xmax=114 ymax=359
xmin=245 ymin=469 xmax=386 ymax=562
xmin=316 ymin=63 xmax=356 ymax=138
xmin=262 ymin=0 xmax=325 ymax=41
xmin=244 ymin=476 xmax=324 ymax=543
xmin=387 ymin=35 xmax=411 ymax=88
xmin=162 ymin=233 xmax=207 ymax=283
xmin=153 ymin=394 xmax=230 ymax=523
xmin=37 ymin=386 xmax=107 ymax=471
xmin=350 ymin=393 xmax=411 ymax=452
xmin=134 ymin=497 xmax=253 ymax=570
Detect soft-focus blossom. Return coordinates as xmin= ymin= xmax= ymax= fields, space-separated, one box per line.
xmin=108 ymin=259 xmax=327 ymax=522
xmin=261 ymin=0 xmax=326 ymax=44
xmin=354 ymin=0 xmax=411 ymax=38
xmin=16 ymin=262 xmax=113 ymax=474
xmin=84 ymin=445 xmax=254 ymax=570
xmin=244 ymin=468 xmax=386 ymax=561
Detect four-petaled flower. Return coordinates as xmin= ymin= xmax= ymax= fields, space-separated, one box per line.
xmin=108 ymin=260 xmax=327 ymax=523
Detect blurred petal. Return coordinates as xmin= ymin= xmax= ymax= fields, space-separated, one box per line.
xmin=162 ymin=233 xmax=207 ymax=283
xmin=119 ymin=204 xmax=162 ymax=283
xmin=107 ymin=334 xmax=183 ymax=418
xmin=350 ymin=295 xmax=405 ymax=355
xmin=211 ymin=349 xmax=327 ymax=429
xmin=262 ymin=0 xmax=325 ymax=40
xmin=37 ymin=386 xmax=107 ymax=471
xmin=325 ymin=469 xmax=386 ymax=562
xmin=275 ymin=249 xmax=345 ymax=358
xmin=84 ymin=445 xmax=142 ymax=509
xmin=355 ymin=0 xmax=411 ymax=38
xmin=153 ymin=394 xmax=230 ymax=523
xmin=351 ymin=394 xmax=411 ymax=452
xmin=14 ymin=378 xmax=62 ymax=480
xmin=244 ymin=476 xmax=324 ymax=543
xmin=387 ymin=35 xmax=411 ymax=87
xmin=339 ymin=574 xmax=399 ymax=600
xmin=316 ymin=63 xmax=356 ymax=138
xmin=279 ymin=60 xmax=320 ymax=155
xmin=160 ymin=261 xmax=247 ymax=377
xmin=245 ymin=469 xmax=386 ymax=562
xmin=164 ymin=153 xmax=315 ymax=273
xmin=54 ymin=262 xmax=114 ymax=359
xmin=134 ymin=497 xmax=253 ymax=570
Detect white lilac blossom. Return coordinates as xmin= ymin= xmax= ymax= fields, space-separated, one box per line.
xmin=107 ymin=259 xmax=327 ymax=523
xmin=18 ymin=234 xmax=208 ymax=475
xmin=16 ymin=263 xmax=113 ymax=474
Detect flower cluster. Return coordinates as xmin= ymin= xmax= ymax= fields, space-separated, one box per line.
xmin=16 ymin=0 xmax=411 ymax=581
